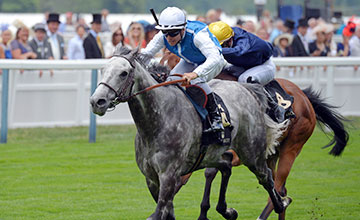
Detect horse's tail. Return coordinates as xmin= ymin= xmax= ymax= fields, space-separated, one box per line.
xmin=302 ymin=87 xmax=349 ymax=156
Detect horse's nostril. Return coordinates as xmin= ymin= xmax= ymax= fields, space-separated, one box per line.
xmin=97 ymin=99 xmax=106 ymax=106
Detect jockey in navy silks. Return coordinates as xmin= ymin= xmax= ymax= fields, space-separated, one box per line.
xmin=142 ymin=7 xmax=227 ymax=132
xmin=209 ymin=21 xmax=295 ymax=123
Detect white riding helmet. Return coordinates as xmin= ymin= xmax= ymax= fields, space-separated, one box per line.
xmin=156 ymin=7 xmax=187 ymax=30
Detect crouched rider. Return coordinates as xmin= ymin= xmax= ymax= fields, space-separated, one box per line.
xmin=209 ymin=21 xmax=295 ymax=123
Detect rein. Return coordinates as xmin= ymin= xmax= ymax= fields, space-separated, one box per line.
xmin=98 ymin=55 xmax=186 ymax=108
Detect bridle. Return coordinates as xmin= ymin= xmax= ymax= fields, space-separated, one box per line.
xmin=97 ymin=55 xmax=186 ymax=111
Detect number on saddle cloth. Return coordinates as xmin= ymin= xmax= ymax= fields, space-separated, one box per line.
xmin=264 ymin=80 xmax=294 ymax=110
xmin=184 ymin=85 xmax=233 ymax=146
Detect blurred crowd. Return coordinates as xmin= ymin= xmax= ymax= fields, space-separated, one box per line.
xmin=0 ymin=8 xmax=359 ymax=67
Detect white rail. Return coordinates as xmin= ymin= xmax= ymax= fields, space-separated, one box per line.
xmin=0 ymin=57 xmax=360 ymax=143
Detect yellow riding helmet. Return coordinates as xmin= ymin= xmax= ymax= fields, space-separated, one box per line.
xmin=208 ymin=21 xmax=234 ymax=45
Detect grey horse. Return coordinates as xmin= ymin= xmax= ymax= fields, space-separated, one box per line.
xmin=90 ymin=47 xmax=290 ymax=220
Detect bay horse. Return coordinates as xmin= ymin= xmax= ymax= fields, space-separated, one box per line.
xmin=90 ymin=47 xmax=291 ymax=220
xmin=181 ymin=68 xmax=348 ymax=219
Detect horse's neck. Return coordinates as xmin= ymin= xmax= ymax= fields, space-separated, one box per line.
xmin=128 ymin=65 xmax=179 ymax=136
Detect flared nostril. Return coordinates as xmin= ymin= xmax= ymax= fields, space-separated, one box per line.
xmin=96 ymin=99 xmax=106 ymax=107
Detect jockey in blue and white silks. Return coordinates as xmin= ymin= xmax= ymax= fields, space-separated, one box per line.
xmin=142 ymin=6 xmax=226 ymax=132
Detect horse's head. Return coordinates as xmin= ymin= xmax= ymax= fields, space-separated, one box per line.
xmin=90 ymin=46 xmax=139 ymax=116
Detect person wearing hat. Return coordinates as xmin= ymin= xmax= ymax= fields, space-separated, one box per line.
xmin=288 ymin=18 xmax=309 ymax=56
xmin=29 ymin=23 xmax=53 ymax=59
xmin=309 ymin=24 xmax=330 ymax=56
xmin=142 ymin=7 xmax=227 ymax=132
xmin=273 ymin=33 xmax=293 ymax=57
xmin=83 ymin=13 xmax=104 ymax=59
xmin=209 ymin=21 xmax=295 ymax=123
xmin=46 ymin=13 xmax=66 ymax=59
xmin=349 ymin=24 xmax=360 ymax=57
xmin=283 ymin=19 xmax=295 ymax=34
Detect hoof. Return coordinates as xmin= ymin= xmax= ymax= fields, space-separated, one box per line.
xmin=282 ymin=196 xmax=292 ymax=209
xmin=225 ymin=208 xmax=238 ymax=220
xmin=273 ymin=201 xmax=284 ymax=214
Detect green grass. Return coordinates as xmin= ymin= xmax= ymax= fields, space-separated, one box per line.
xmin=0 ymin=118 xmax=360 ymax=220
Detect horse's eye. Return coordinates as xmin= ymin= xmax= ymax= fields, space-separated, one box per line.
xmin=120 ymin=71 xmax=128 ymax=77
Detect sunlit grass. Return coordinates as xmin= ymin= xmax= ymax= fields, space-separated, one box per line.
xmin=0 ymin=118 xmax=359 ymax=219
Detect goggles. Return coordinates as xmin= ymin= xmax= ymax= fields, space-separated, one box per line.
xmin=162 ymin=29 xmax=181 ymax=37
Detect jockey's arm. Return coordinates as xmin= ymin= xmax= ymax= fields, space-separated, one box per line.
xmin=142 ymin=31 xmax=165 ymax=57
xmin=193 ymin=29 xmax=226 ymax=81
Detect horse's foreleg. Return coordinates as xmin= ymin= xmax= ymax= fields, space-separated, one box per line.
xmin=198 ymin=168 xmax=218 ymax=220
xmin=147 ymin=172 xmax=179 ymax=220
xmin=146 ymin=177 xmax=160 ymax=202
xmin=215 ymin=153 xmax=238 ymax=220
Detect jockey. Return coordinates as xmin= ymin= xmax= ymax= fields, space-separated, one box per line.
xmin=142 ymin=7 xmax=227 ymax=132
xmin=209 ymin=21 xmax=295 ymax=123
xmin=208 ymin=21 xmax=275 ymax=85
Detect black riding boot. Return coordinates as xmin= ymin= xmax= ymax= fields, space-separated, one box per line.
xmin=247 ymin=76 xmax=290 ymax=123
xmin=205 ymin=93 xmax=224 ymax=132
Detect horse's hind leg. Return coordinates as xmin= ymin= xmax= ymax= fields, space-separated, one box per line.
xmin=257 ymin=143 xmax=303 ymax=220
xmin=198 ymin=168 xmax=218 ymax=220
xmin=215 ymin=152 xmax=238 ymax=220
xmin=247 ymin=159 xmax=289 ymax=215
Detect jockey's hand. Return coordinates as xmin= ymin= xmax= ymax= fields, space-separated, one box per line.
xmin=181 ymin=72 xmax=198 ymax=86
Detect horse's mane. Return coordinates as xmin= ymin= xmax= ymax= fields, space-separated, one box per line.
xmin=114 ymin=46 xmax=170 ymax=82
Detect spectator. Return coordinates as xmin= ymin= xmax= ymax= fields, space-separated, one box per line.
xmin=67 ymin=25 xmax=86 ymax=60
xmin=124 ymin=22 xmax=146 ymax=49
xmin=305 ymin=18 xmax=318 ymax=42
xmin=309 ymin=24 xmax=330 ymax=56
xmin=260 ymin=9 xmax=273 ymax=34
xmin=46 ymin=13 xmax=67 ymax=59
xmin=256 ymin=27 xmax=269 ymax=41
xmin=59 ymin=12 xmax=75 ymax=33
xmin=273 ymin=33 xmax=292 ymax=57
xmin=242 ymin=20 xmax=256 ymax=33
xmin=101 ymin=9 xmax=111 ymax=32
xmin=325 ymin=23 xmax=337 ymax=56
xmin=283 ymin=19 xmax=295 ymax=34
xmin=29 ymin=23 xmax=53 ymax=59
xmin=144 ymin=23 xmax=158 ymax=45
xmin=205 ymin=9 xmax=219 ymax=24
xmin=235 ymin=18 xmax=244 ymax=28
xmin=10 ymin=26 xmax=37 ymax=59
xmin=1 ymin=29 xmax=13 ymax=59
xmin=83 ymin=14 xmax=104 ymax=59
xmin=337 ymin=34 xmax=351 ymax=57
xmin=288 ymin=18 xmax=309 ymax=56
xmin=77 ymin=17 xmax=90 ymax=32
xmin=349 ymin=25 xmax=360 ymax=57
xmin=269 ymin=19 xmax=284 ymax=43
xmin=0 ymin=46 xmax=4 ymax=58
xmin=104 ymin=27 xmax=124 ymax=58
xmin=196 ymin=15 xmax=206 ymax=23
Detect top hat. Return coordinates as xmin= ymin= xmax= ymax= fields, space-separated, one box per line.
xmin=33 ymin=23 xmax=46 ymax=32
xmin=91 ymin=14 xmax=102 ymax=24
xmin=284 ymin=19 xmax=295 ymax=30
xmin=47 ymin=13 xmax=60 ymax=23
xmin=297 ymin=18 xmax=308 ymax=28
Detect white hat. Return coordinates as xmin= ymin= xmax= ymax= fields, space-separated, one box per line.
xmin=274 ymin=33 xmax=293 ymax=46
xmin=156 ymin=7 xmax=187 ymax=30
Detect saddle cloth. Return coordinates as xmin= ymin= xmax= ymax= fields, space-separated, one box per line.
xmin=181 ymin=85 xmax=233 ymax=146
